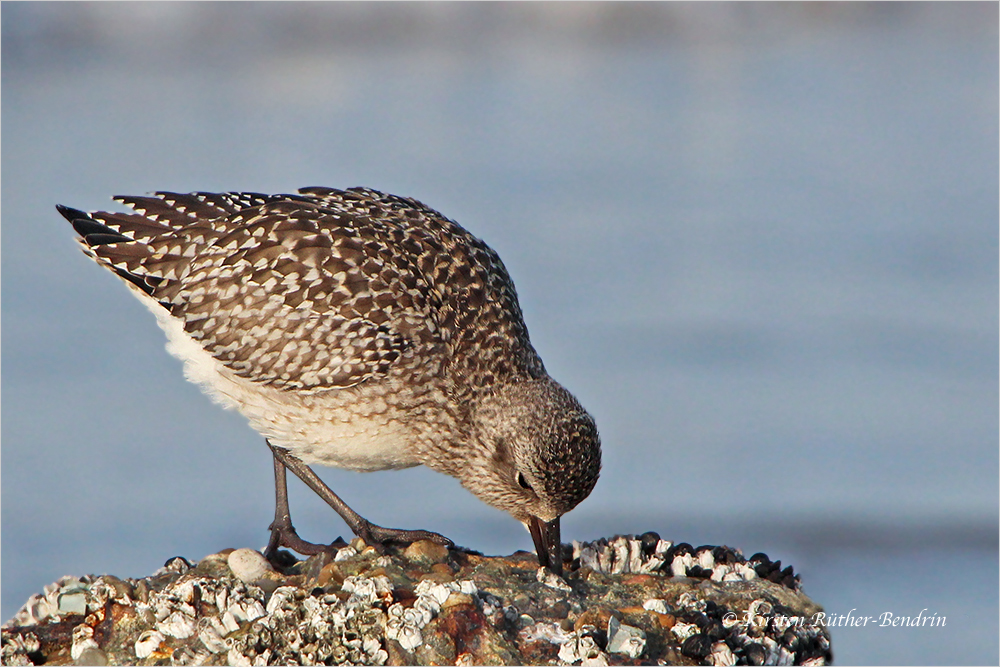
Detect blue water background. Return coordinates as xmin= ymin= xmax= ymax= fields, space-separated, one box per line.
xmin=2 ymin=4 xmax=997 ymax=664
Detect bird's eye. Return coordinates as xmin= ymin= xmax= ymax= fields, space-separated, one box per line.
xmin=516 ymin=471 xmax=533 ymax=491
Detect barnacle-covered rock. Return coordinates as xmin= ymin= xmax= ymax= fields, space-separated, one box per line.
xmin=2 ymin=535 xmax=832 ymax=665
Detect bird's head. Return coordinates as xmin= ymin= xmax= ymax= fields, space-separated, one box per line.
xmin=464 ymin=378 xmax=602 ymax=575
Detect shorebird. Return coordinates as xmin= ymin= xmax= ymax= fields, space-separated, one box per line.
xmin=58 ymin=187 xmax=601 ymax=574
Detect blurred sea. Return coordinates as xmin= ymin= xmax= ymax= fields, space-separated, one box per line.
xmin=2 ymin=4 xmax=997 ymax=664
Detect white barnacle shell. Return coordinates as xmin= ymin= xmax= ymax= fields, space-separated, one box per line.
xmin=536 ymin=567 xmax=572 ymax=591
xmin=221 ymin=610 xmax=241 ymax=635
xmin=12 ymin=594 xmax=47 ymax=626
xmin=174 ymin=646 xmax=211 ymax=664
xmin=406 ymin=600 xmax=435 ymax=628
xmin=102 ymin=576 xmax=133 ymax=605
xmin=698 ymin=549 xmax=716 ymax=571
xmin=671 ymin=552 xmax=695 ymax=577
xmin=35 ymin=592 xmax=61 ymax=624
xmin=671 ymin=621 xmax=699 ymax=642
xmin=558 ymin=631 xmax=605 ymax=664
xmin=214 ymin=586 xmax=229 ymax=614
xmin=342 ymin=575 xmax=380 ymax=606
xmin=81 ymin=578 xmax=114 ymax=613
xmin=711 ymin=564 xmax=733 ymax=582
xmin=642 ymin=599 xmax=670 ymax=615
xmin=227 ymin=647 xmax=253 ymax=667
xmin=606 ymin=616 xmax=645 ymax=659
xmin=334 ymin=545 xmax=358 ymax=562
xmin=264 ymin=586 xmax=299 ymax=615
xmin=150 ymin=601 xmax=172 ymax=624
xmin=221 ymin=595 xmax=266 ymax=635
xmin=158 ymin=609 xmax=197 ymax=639
xmin=637 ymin=552 xmax=666 ymax=574
xmin=303 ymin=597 xmax=331 ymax=631
xmin=385 ymin=605 xmax=423 ymax=651
xmin=330 ymin=602 xmax=354 ymax=627
xmin=711 ymin=640 xmax=737 ymax=666
xmin=232 ymin=598 xmax=266 ymax=624
xmin=170 ymin=578 xmax=200 ymax=605
xmin=417 ymin=595 xmax=443 ymax=622
xmin=761 ymin=636 xmax=782 ymax=664
xmin=611 ymin=538 xmax=631 ymax=574
xmin=387 ymin=603 xmax=405 ymax=621
xmin=395 ymin=622 xmax=423 ymax=651
xmin=480 ymin=593 xmax=503 ymax=617
xmin=522 ymin=620 xmax=572 ymax=645
xmin=747 ymin=599 xmax=773 ymax=629
xmin=413 ymin=580 xmax=452 ymax=607
xmin=677 ymin=592 xmax=706 ymax=611
xmin=628 ymin=537 xmax=644 ymax=573
xmin=197 ymin=617 xmax=229 ymax=654
xmin=363 ymin=636 xmax=384 ymax=657
xmin=134 ymin=630 xmax=164 ymax=659
xmin=558 ymin=641 xmax=579 ymax=664
xmin=3 ymin=631 xmax=42 ymax=665
xmin=70 ymin=624 xmax=99 ymax=661
xmin=771 ymin=614 xmax=792 ymax=633
xmin=596 ymin=543 xmax=614 ymax=573
xmin=175 ymin=601 xmax=198 ymax=619
xmin=369 ymin=575 xmax=394 ymax=597
xmin=153 ymin=557 xmax=191 ymax=577
xmin=579 ymin=546 xmax=601 ymax=572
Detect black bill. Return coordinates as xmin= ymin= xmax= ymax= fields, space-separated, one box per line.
xmin=528 ymin=515 xmax=562 ymax=576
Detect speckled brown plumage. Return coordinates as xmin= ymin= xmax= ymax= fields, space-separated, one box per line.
xmin=59 ymin=187 xmax=601 ymax=572
xmin=70 ymin=188 xmax=542 ymax=394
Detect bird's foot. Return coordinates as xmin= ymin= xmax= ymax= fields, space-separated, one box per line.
xmin=264 ymin=517 xmax=346 ymax=561
xmin=352 ymin=518 xmax=454 ymax=553
xmin=264 ymin=516 xmax=454 ymax=563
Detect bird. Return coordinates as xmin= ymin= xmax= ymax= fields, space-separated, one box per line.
xmin=57 ymin=187 xmax=601 ymax=575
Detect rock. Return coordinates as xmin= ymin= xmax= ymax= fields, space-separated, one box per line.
xmin=403 ymin=539 xmax=450 ymax=565
xmin=226 ymin=548 xmax=273 ymax=584
xmin=1 ymin=534 xmax=833 ymax=665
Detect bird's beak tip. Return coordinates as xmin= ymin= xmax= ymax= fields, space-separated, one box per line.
xmin=528 ymin=515 xmax=563 ymax=577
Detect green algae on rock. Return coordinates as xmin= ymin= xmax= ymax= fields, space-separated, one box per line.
xmin=2 ymin=535 xmax=832 ymax=665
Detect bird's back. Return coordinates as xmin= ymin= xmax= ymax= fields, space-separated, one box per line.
xmin=62 ymin=187 xmax=546 ymax=400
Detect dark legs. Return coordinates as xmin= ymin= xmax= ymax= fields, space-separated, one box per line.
xmin=264 ymin=447 xmax=337 ymax=557
xmin=263 ymin=440 xmax=453 ymax=560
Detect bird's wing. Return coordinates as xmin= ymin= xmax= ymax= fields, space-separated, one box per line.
xmin=296 ymin=187 xmax=548 ymax=390
xmin=60 ymin=190 xmax=445 ymax=391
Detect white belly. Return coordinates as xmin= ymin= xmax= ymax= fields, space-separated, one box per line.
xmin=142 ymin=297 xmax=423 ymax=472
